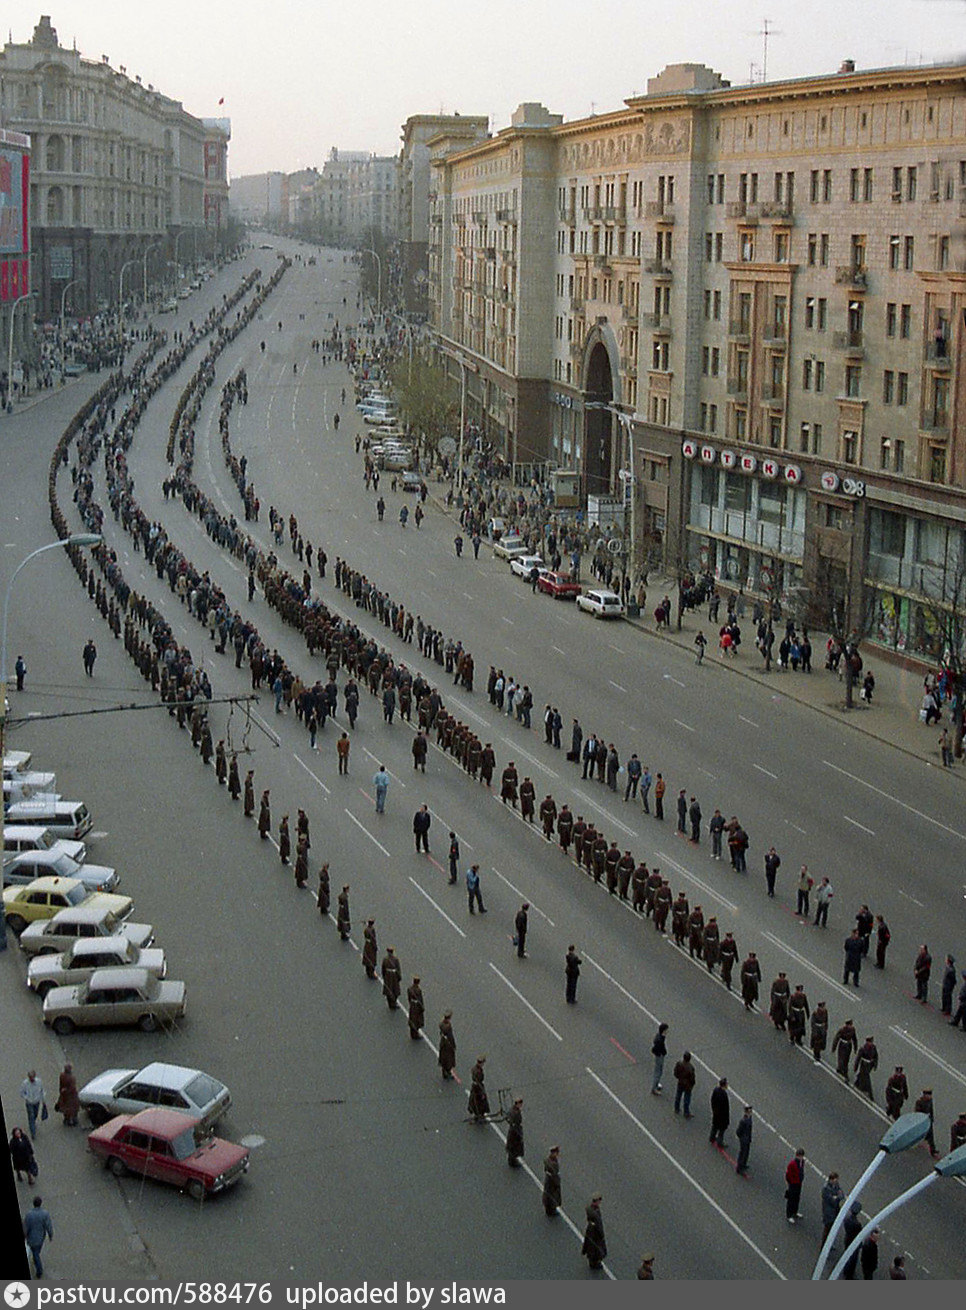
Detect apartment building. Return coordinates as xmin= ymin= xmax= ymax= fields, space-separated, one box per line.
xmin=0 ymin=16 xmax=213 ymax=318
xmin=430 ymin=58 xmax=966 ymax=660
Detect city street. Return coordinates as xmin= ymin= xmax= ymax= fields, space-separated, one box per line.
xmin=2 ymin=239 xmax=964 ymax=1281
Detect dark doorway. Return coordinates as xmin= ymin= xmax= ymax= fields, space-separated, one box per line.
xmin=584 ymin=342 xmax=613 ymax=496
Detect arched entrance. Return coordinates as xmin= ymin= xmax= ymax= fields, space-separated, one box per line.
xmin=584 ymin=340 xmax=614 ymax=496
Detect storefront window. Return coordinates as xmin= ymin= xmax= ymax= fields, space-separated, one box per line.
xmin=724 ymin=471 xmax=750 ymax=513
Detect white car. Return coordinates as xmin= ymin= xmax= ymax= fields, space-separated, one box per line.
xmin=576 ymin=588 xmax=626 ymax=619
xmin=19 ymin=905 xmax=152 ymax=957
xmin=509 ymin=554 xmax=545 ymax=579
xmin=492 ymin=535 xmax=528 ymax=561
xmin=4 ymin=825 xmax=87 ymax=866
xmin=79 ymin=1062 xmax=230 ymax=1131
xmin=3 ymin=848 xmax=117 ymax=892
xmin=28 ymin=936 xmax=166 ymax=999
xmin=159 ymin=298 xmax=178 ymax=314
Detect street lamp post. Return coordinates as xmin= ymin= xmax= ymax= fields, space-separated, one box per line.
xmin=174 ymin=229 xmax=192 ymax=280
xmin=362 ymin=247 xmax=382 ymax=314
xmin=587 ymin=401 xmax=636 ymax=591
xmin=59 ymin=278 xmax=82 ymax=363
xmin=142 ymin=242 xmax=162 ymax=305
xmin=6 ymin=290 xmax=38 ymax=412
xmin=118 ymin=259 xmax=139 ymax=316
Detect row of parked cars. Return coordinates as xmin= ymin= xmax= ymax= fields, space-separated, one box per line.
xmin=355 ymin=382 xmax=417 ymax=472
xmin=491 ymin=534 xmax=626 ymax=619
xmin=4 ymin=750 xmax=249 ymax=1199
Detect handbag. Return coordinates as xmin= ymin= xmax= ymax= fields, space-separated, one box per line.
xmin=41 ymin=1103 xmax=49 ymax=1122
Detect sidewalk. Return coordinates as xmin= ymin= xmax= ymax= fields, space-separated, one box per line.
xmin=2 ymin=373 xmax=85 ymax=419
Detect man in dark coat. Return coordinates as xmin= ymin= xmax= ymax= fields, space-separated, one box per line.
xmin=832 ymin=1019 xmax=858 ymax=1080
xmin=362 ymin=919 xmax=378 ymax=978
xmin=719 ymin=932 xmax=738 ymax=989
xmin=438 ymin=1012 xmax=456 ymax=1079
xmin=337 ymin=885 xmax=351 ymax=940
xmin=244 ymin=770 xmax=255 ymax=816
xmin=500 ymin=762 xmax=519 ymax=806
xmin=557 ymin=806 xmax=574 ymax=852
xmin=854 ymin=1036 xmax=879 ymax=1100
xmin=278 ymin=815 xmax=291 ymax=865
xmin=582 ymin=1195 xmax=607 ymax=1270
xmin=505 ymin=1098 xmax=524 ymax=1167
xmin=316 ymin=863 xmax=330 ymax=916
xmin=565 ymin=945 xmax=581 ymax=1003
xmin=514 ymin=903 xmax=529 ymax=958
xmin=709 ymin=1077 xmax=730 ymax=1146
xmin=843 ymin=929 xmax=864 ymax=985
xmin=741 ymin=953 xmax=761 ymax=1010
xmin=381 ymin=947 xmax=402 ymax=1010
xmin=885 ymin=1066 xmax=908 ymax=1120
xmin=542 ymin=1146 xmax=562 ymax=1216
xmin=227 ymin=754 xmax=241 ymax=800
xmin=810 ymin=1002 xmax=829 ymax=1062
xmin=468 ymin=1057 xmax=489 ymax=1121
xmin=413 ymin=805 xmax=431 ymax=853
xmin=735 ymin=1105 xmax=753 ymax=1175
xmin=215 ymin=739 xmax=228 ymax=785
xmin=407 ymin=978 xmax=425 ymax=1040
xmin=914 ymin=944 xmax=932 ymax=1003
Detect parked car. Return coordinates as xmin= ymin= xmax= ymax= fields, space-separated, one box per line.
xmin=87 ymin=1108 xmax=249 ymax=1200
xmin=3 ymin=849 xmax=117 ymax=892
xmin=401 ymin=471 xmax=422 ymax=493
xmin=19 ymin=905 xmax=153 ymax=957
xmin=4 ymin=825 xmax=87 ymax=867
xmin=492 ymin=534 xmax=528 ymax=561
xmin=3 ymin=799 xmax=92 ymax=840
xmin=537 ymin=571 xmax=582 ymax=600
xmin=3 ymin=877 xmax=132 ymax=937
xmin=576 ymin=588 xmax=626 ymax=619
xmin=508 ymin=553 xmax=545 ymax=579
xmin=3 ymin=750 xmax=34 ymax=777
xmin=79 ymin=1062 xmax=230 ymax=1130
xmin=43 ymin=965 xmax=186 ymax=1034
xmin=3 ymin=773 xmax=58 ymax=803
xmin=28 ymin=936 xmax=166 ymax=999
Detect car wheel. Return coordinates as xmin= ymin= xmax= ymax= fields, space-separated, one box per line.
xmin=107 ymin=1155 xmax=127 ymax=1178
xmin=6 ymin=915 xmax=26 ymax=936
xmin=87 ymin=1105 xmax=110 ymax=1127
xmin=185 ymin=1178 xmax=205 ymax=1201
xmin=138 ymin=1013 xmax=158 ymax=1033
xmin=52 ymin=1016 xmax=75 ymax=1036
xmin=37 ymin=946 xmax=58 ymax=956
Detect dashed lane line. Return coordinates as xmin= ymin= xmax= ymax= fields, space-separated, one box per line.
xmin=408 ymin=876 xmax=466 ymax=939
xmin=344 ymin=807 xmax=390 ymax=857
xmin=293 ymin=753 xmax=331 ymax=796
xmin=488 ymin=963 xmax=563 ymax=1041
xmin=823 ymin=759 xmax=966 ymax=841
xmin=760 ymin=930 xmax=858 ymax=1003
xmin=490 ymin=868 xmax=555 ymax=926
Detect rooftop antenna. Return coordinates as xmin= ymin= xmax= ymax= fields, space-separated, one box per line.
xmin=757 ymin=17 xmax=782 ymax=82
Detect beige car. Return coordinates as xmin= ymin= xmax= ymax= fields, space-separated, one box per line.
xmin=28 ymin=936 xmax=166 ymax=999
xmin=19 ymin=904 xmax=152 ymax=957
xmin=43 ymin=966 xmax=186 ymax=1035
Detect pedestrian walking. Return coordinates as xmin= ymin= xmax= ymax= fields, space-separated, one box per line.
xmin=82 ymin=639 xmax=97 ymax=676
xmin=843 ymin=929 xmax=864 ymax=985
xmin=784 ymin=1148 xmax=806 ymax=1223
xmin=814 ymin=876 xmax=833 ymax=928
xmin=841 ymin=1202 xmax=864 ymax=1279
xmin=650 ymin=1022 xmax=668 ymax=1095
xmin=542 ymin=1145 xmax=562 ymax=1216
xmin=654 ymin=772 xmax=665 ymax=819
xmin=694 ymin=631 xmax=707 ymax=664
xmin=885 ymin=1066 xmax=909 ymax=1120
xmin=832 ymin=1019 xmax=858 ymax=1081
xmin=413 ymin=804 xmax=431 ymax=852
xmin=407 ymin=977 xmax=425 ymax=1040
xmin=55 ymin=1063 xmax=79 ymax=1127
xmin=740 ymin=952 xmax=761 ymax=1010
xmin=854 ymin=1036 xmax=879 ymax=1100
xmin=514 ymin=903 xmax=529 ymax=958
xmin=227 ymin=754 xmax=241 ymax=800
xmin=504 ymin=1096 xmax=525 ymax=1170
xmin=764 ymin=846 xmax=781 ymax=897
xmin=337 ymin=885 xmax=351 ymax=940
xmin=9 ymin=1126 xmax=37 ymax=1182
xmin=565 ymin=945 xmax=581 ymax=1003
xmin=447 ymin=832 xmax=460 ymax=884
xmin=810 ymin=1002 xmax=829 ymax=1062
xmin=15 ymin=654 xmax=26 ymax=691
xmin=735 ymin=1105 xmax=753 ymax=1175
xmin=466 ymin=864 xmax=486 ymax=914
xmin=438 ymin=1012 xmax=457 ymax=1080
xmin=215 ymin=739 xmax=227 ymax=785
xmin=796 ymin=866 xmax=813 ymax=916
xmin=914 ymin=1089 xmax=939 ymax=1157
xmin=20 ymin=1071 xmax=45 ymax=1140
xmin=673 ymin=1051 xmax=696 ymax=1117
xmin=278 ymin=814 xmax=291 ymax=865
xmin=337 ymin=731 xmax=351 ymax=775
xmin=372 ymin=766 xmax=389 ymax=814
xmin=23 ymin=1196 xmax=53 ymax=1278
xmin=860 ymin=1229 xmax=880 ymax=1280
xmin=582 ymin=1195 xmax=607 ymax=1271
xmin=316 ymin=863 xmax=330 ymax=917
xmin=821 ymin=1172 xmax=845 ymax=1245
xmin=709 ymin=1077 xmax=730 ymax=1147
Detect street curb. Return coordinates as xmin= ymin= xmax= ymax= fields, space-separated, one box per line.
xmin=3 ymin=375 xmax=85 ymax=418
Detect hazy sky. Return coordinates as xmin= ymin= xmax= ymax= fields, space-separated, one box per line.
xmin=8 ymin=1 xmax=966 ymax=176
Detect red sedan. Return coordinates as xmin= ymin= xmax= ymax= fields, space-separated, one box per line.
xmin=537 ymin=570 xmax=582 ymax=600
xmin=88 ymin=1107 xmax=250 ymax=1201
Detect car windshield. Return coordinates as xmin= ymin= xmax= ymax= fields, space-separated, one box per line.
xmin=171 ymin=1126 xmax=202 ymax=1161
xmin=186 ymin=1074 xmax=224 ymax=1107
xmin=49 ymin=853 xmax=80 ymax=878
xmin=64 ymin=884 xmax=88 ymax=906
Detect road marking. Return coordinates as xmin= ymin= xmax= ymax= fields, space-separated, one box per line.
xmin=428 ymin=807 xmax=471 ymax=849
xmin=462 ymin=592 xmax=475 ymax=601
xmin=501 ymin=616 xmax=514 ymax=624
xmin=344 ymin=807 xmax=390 ymax=857
xmin=609 ymin=1037 xmax=637 ymax=1063
xmin=587 ymin=1069 xmax=787 ymax=1280
xmin=362 ymin=747 xmax=406 ymax=787
xmin=489 ymin=963 xmax=562 ymax=1041
xmin=491 ymin=868 xmax=554 ymax=926
xmin=761 ymin=930 xmax=858 ymax=1002
xmin=697 ymin=767 xmax=716 ymax=779
xmin=673 ymin=719 xmax=695 ymax=732
xmin=844 ymin=815 xmax=875 ymax=836
xmin=608 ymin=680 xmax=627 ymax=693
xmin=739 ymin=715 xmax=759 ymax=728
xmin=890 ymin=1026 xmax=966 ymax=1086
xmin=898 ymin=888 xmax=925 ymax=907
xmin=783 ymin=819 xmax=807 ymax=834
xmin=250 ymin=711 xmax=281 ymax=747
xmin=293 ymin=754 xmax=331 ymax=795
xmin=657 ymin=852 xmax=738 ymax=913
xmin=570 ymin=788 xmax=637 ymax=838
xmin=408 ymin=877 xmax=466 ymax=938
xmin=824 ymin=760 xmax=966 ymax=841
xmin=753 ymin=764 xmax=778 ymax=780
xmin=502 ymin=738 xmax=560 ymax=779
xmin=551 ymin=645 xmax=566 ymax=655
xmin=663 ymin=673 xmax=685 ymax=687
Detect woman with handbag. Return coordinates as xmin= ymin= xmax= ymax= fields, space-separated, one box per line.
xmin=9 ymin=1127 xmax=38 ymax=1182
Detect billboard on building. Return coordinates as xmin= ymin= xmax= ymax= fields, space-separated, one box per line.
xmin=0 ymin=129 xmax=30 ymax=302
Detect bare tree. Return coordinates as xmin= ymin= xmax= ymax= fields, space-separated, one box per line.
xmin=387 ymin=354 xmax=459 ymax=461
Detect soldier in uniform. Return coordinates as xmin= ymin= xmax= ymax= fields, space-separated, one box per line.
xmin=337 ymin=885 xmax=351 ymax=941
xmin=787 ymin=984 xmax=810 ymax=1046
xmin=645 ymin=866 xmax=663 ymax=917
xmin=565 ymin=945 xmax=582 ymax=1003
xmin=605 ymin=842 xmax=621 ymax=894
xmin=258 ymin=789 xmax=271 ymax=838
xmin=832 ymin=1019 xmax=858 ymax=1080
xmin=316 ymin=863 xmax=331 ymax=916
xmin=570 ymin=815 xmax=587 ymax=861
xmin=215 ymin=740 xmax=228 ymax=785
xmin=631 ymin=864 xmax=649 ymax=914
xmin=769 ymin=972 xmax=791 ymax=1030
xmin=581 ymin=824 xmax=597 ymax=874
xmin=540 ymin=795 xmax=557 ymax=841
xmin=297 ymin=809 xmax=311 ymax=850
xmin=519 ymin=776 xmax=536 ymax=822
xmin=480 ymin=743 xmax=495 ymax=787
xmin=542 ymin=1146 xmax=562 ymax=1217
xmin=854 ymin=1035 xmax=879 ymax=1100
xmin=381 ymin=947 xmax=402 ymax=1010
xmin=468 ymin=1057 xmax=490 ymax=1121
xmin=949 ymin=1110 xmax=966 ymax=1152
xmin=294 ymin=835 xmax=309 ymax=888
xmin=278 ymin=814 xmax=291 ymax=865
xmin=914 ymin=1089 xmax=938 ymax=1157
xmin=557 ymin=805 xmax=574 ymax=852
xmin=244 ymin=770 xmax=255 ymax=817
xmin=688 ymin=905 xmax=705 ymax=959
xmin=617 ymin=850 xmax=635 ymax=900
xmin=703 ymin=917 xmax=720 ymax=972
xmin=671 ymin=891 xmax=690 ymax=946
xmin=582 ymin=1195 xmax=607 ymax=1272
xmin=407 ymin=977 xmax=425 ymax=1040
xmin=654 ymin=879 xmax=672 ymax=932
xmin=439 ymin=1012 xmax=457 ymax=1079
xmin=500 ymin=762 xmax=519 ymax=807
xmin=505 ymin=1097 xmax=524 ymax=1167
xmin=227 ymin=754 xmax=241 ymax=800
xmin=885 ymin=1066 xmax=909 ymax=1120
xmin=719 ymin=932 xmax=738 ymax=989
xmin=200 ymin=722 xmax=213 ymax=766
xmin=810 ymin=1002 xmax=829 ymax=1062
xmin=592 ymin=831 xmax=608 ymax=883
xmin=741 ymin=952 xmax=762 ymax=1010
xmin=362 ymin=919 xmax=378 ymax=979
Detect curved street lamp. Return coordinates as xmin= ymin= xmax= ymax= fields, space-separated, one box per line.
xmin=6 ymin=289 xmax=38 ymax=411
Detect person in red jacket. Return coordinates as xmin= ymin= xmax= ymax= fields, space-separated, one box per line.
xmin=784 ymin=1147 xmax=806 ymax=1223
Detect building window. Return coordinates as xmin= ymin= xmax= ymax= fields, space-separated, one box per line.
xmin=904 ymin=236 xmax=915 ymax=270
xmin=849 ymin=168 xmax=860 ymax=202
xmin=845 ymin=364 xmax=862 ymax=398
xmin=883 ymin=370 xmax=894 ymax=404
xmin=929 ymin=446 xmax=946 ymax=483
xmin=709 ymin=404 xmax=717 ymax=433
xmin=825 ymin=503 xmax=847 ymax=530
xmin=812 ymin=422 xmax=823 ymax=454
xmin=703 ymin=289 xmax=712 ymax=319
xmin=774 ymin=232 xmax=789 ymax=262
xmin=768 ymin=415 xmax=783 ymax=448
xmin=715 ymin=233 xmax=723 ymax=261
xmin=817 ymin=298 xmax=828 ymax=330
xmin=803 ymin=358 xmax=813 ymax=390
xmin=880 ymin=438 xmax=891 ymax=470
xmin=815 ymin=360 xmax=825 ymax=392
xmin=894 ymin=439 xmax=905 ymax=473
xmin=889 ymin=235 xmax=900 ymax=270
xmin=740 ymin=231 xmax=755 ymax=262
xmin=823 ymin=169 xmax=832 ymax=201
xmin=907 ymin=165 xmax=917 ymax=201
xmin=734 ymin=409 xmax=747 ymax=439
xmin=711 ymin=347 xmax=720 ymax=376
xmin=842 ymin=431 xmax=858 ymax=464
xmin=713 ymin=290 xmax=721 ymax=320
xmin=900 ymin=304 xmax=911 ymax=338
xmin=864 ymin=168 xmax=873 ymax=201
xmin=820 ymin=234 xmax=829 ymax=266
xmin=810 ymin=170 xmax=819 ymax=203
xmin=807 ymin=233 xmax=817 ymax=265
xmin=938 ymin=235 xmax=950 ymax=269
xmin=705 ymin=233 xmax=713 ymax=262
xmin=885 ymin=302 xmax=897 ymax=336
xmin=800 ymin=422 xmax=811 ymax=453
xmin=897 ymin=372 xmax=908 ymax=405
xmin=892 ymin=165 xmax=902 ymax=198
xmin=804 ymin=296 xmax=815 ymax=328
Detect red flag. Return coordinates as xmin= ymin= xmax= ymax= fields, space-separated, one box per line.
xmin=218 ymin=97 xmax=224 ymax=105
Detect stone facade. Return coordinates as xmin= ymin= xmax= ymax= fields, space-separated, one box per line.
xmin=0 ymin=16 xmax=214 ymax=318
xmin=429 ymin=59 xmax=966 ymax=661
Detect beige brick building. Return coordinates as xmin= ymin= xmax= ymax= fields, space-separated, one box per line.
xmin=429 ymin=58 xmax=966 ymax=660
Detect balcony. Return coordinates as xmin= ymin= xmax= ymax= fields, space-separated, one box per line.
xmin=833 ymin=329 xmax=865 ymax=358
xmin=583 ymin=206 xmax=604 ymax=223
xmin=758 ymin=200 xmax=793 ymax=221
xmin=569 ymin=339 xmax=584 ymax=360
xmin=559 ymin=205 xmax=576 ymax=226
xmin=922 ymin=410 xmax=949 ymax=434
xmin=728 ymin=319 xmax=751 ymax=342
xmin=727 ymin=376 xmax=748 ymax=401
xmin=645 ymin=200 xmax=675 ymax=223
xmin=726 ymin=201 xmax=759 ymax=222
xmin=570 ymin=297 xmax=585 ymax=314
xmin=835 ymin=265 xmax=867 ymax=289
xmin=496 ymin=208 xmax=518 ymax=225
xmin=472 ymin=210 xmax=486 ymax=224
xmin=763 ymin=326 xmax=787 ymax=348
xmin=622 ymin=303 xmax=638 ymax=322
xmin=926 ymin=343 xmax=951 ymax=370
xmin=644 ymin=258 xmax=672 ymax=277
xmin=642 ymin=311 xmax=671 ymax=331
xmin=760 ymin=382 xmax=785 ymax=404
xmin=620 ymin=355 xmax=638 ymax=377
xmin=602 ymin=204 xmax=627 ymax=225
xmin=485 ymin=246 xmax=496 ymax=261
xmin=593 ymin=254 xmax=612 ymax=272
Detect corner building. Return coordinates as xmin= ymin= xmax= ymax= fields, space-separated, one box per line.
xmin=430 ymin=59 xmax=966 ymax=662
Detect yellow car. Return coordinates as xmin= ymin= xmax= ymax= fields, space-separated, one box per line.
xmin=2 ymin=876 xmax=133 ymax=937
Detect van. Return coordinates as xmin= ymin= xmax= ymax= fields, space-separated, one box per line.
xmin=3 ymin=751 xmax=33 ymax=777
xmin=4 ymin=800 xmax=92 ymax=841
xmin=4 ymin=825 xmax=87 ymax=866
xmin=3 ymin=772 xmax=57 ymax=804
